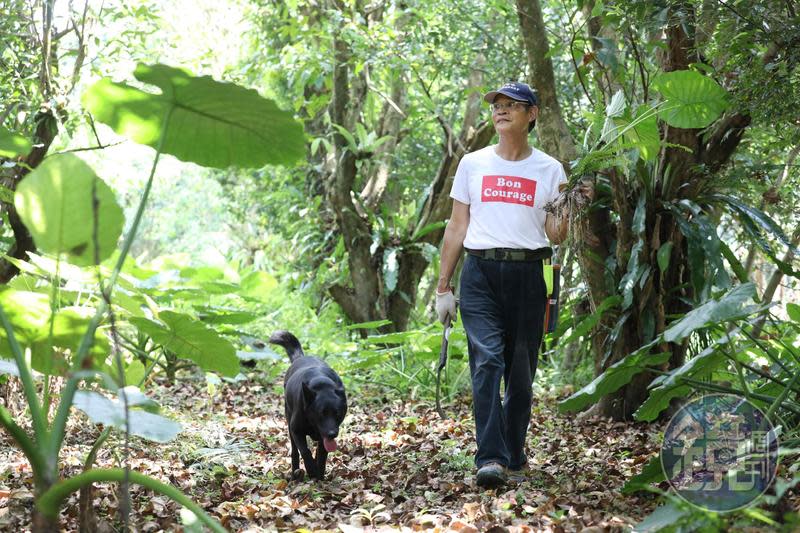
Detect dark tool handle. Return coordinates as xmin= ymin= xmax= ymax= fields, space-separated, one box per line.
xmin=437 ymin=315 xmax=451 ymax=371
xmin=435 ymin=315 xmax=452 ymax=419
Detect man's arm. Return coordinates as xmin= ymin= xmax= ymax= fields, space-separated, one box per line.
xmin=437 ymin=200 xmax=470 ymax=292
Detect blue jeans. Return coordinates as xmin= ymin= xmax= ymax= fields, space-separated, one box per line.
xmin=459 ymin=254 xmax=546 ymax=469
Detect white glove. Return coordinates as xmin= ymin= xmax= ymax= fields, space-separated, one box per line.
xmin=435 ymin=289 xmax=457 ymax=325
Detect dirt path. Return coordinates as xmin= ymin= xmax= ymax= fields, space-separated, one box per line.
xmin=0 ymin=375 xmax=662 ymax=531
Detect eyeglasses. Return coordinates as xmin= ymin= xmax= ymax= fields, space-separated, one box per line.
xmin=490 ymin=101 xmax=530 ymax=112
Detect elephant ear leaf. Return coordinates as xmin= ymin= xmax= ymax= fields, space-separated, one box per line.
xmin=130 ymin=311 xmax=240 ymax=377
xmin=0 ymin=125 xmax=31 ymax=158
xmin=652 ymin=69 xmax=728 ymax=129
xmin=14 ymin=154 xmax=124 ymax=266
xmin=82 ymin=63 xmax=305 ymax=169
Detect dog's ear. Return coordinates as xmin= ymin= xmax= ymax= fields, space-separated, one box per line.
xmin=302 ymin=382 xmax=316 ymax=404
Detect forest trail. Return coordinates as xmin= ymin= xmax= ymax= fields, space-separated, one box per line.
xmin=1 ymin=375 xmax=663 ymax=531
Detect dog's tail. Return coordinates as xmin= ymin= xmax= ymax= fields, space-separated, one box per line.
xmin=268 ymin=330 xmax=305 ymax=362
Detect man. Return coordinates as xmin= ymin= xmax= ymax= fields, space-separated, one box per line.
xmin=435 ymin=81 xmax=582 ymax=488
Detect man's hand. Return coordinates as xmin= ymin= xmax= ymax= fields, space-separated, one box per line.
xmin=435 ymin=289 xmax=457 ymax=324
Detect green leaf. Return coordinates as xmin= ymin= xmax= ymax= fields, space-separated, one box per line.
xmin=634 ymin=384 xmax=692 ymax=423
xmin=30 ymin=307 xmax=110 ymax=375
xmin=657 ymin=242 xmax=672 ymax=272
xmin=332 ymin=123 xmax=358 ymax=152
xmin=239 ymin=271 xmax=278 ymax=301
xmin=719 ymin=240 xmax=748 ymax=283
xmin=788 ymin=303 xmax=800 ymax=323
xmin=711 ymin=194 xmax=799 ymax=253
xmin=616 ymin=105 xmax=660 ymax=161
xmin=73 ymin=390 xmax=181 ymax=443
xmin=0 ymin=125 xmax=31 ymax=158
xmin=15 ymin=154 xmax=124 ymax=266
xmin=560 ymin=295 xmax=622 ymax=345
xmin=195 ymin=306 xmax=257 ymax=325
xmin=635 ymin=331 xmax=732 ymax=421
xmin=411 ymin=221 xmax=447 ymax=241
xmin=622 ymin=455 xmax=665 ymax=494
xmin=662 ymin=283 xmax=757 ymax=343
xmin=365 ymin=330 xmax=417 ymax=344
xmin=0 ymin=289 xmax=107 ymax=375
xmin=345 ymin=319 xmax=393 ymax=330
xmin=130 ymin=311 xmax=239 ymax=377
xmin=558 ymin=348 xmax=670 ymax=413
xmin=652 ymin=70 xmax=728 ymax=128
xmin=83 ymin=64 xmax=305 ymax=169
xmin=125 ymin=360 xmax=146 ymax=387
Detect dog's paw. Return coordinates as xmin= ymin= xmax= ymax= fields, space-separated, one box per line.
xmin=291 ymin=469 xmax=305 ymax=481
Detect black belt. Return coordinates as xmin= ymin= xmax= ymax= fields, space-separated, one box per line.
xmin=465 ymin=247 xmax=552 ymax=262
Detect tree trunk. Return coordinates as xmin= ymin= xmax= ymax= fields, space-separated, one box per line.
xmin=515 ymin=0 xmax=577 ymax=164
xmin=324 ymin=22 xmax=494 ymax=330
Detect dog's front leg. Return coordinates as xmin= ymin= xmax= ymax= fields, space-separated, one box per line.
xmin=289 ymin=433 xmax=304 ymax=481
xmin=291 ymin=430 xmax=318 ymax=479
xmin=315 ymin=441 xmax=328 ymax=480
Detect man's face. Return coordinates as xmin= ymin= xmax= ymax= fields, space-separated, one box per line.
xmin=491 ymin=95 xmax=537 ymax=135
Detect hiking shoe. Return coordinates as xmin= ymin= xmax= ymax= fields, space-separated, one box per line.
xmin=476 ymin=462 xmax=507 ymax=488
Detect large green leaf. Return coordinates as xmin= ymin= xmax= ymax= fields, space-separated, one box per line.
xmin=194 ymin=306 xmax=258 ymax=325
xmin=633 ymin=331 xmax=734 ymax=422
xmin=82 ymin=64 xmax=305 ymax=169
xmin=0 ymin=289 xmax=107 ymax=375
xmin=14 ymin=154 xmax=124 ymax=266
xmin=73 ymin=390 xmax=181 ymax=443
xmin=662 ymin=283 xmax=757 ymax=343
xmin=0 ymin=125 xmax=31 ymax=158
xmin=634 ymin=384 xmax=692 ymax=423
xmin=652 ymin=70 xmax=728 ymax=129
xmin=616 ymin=105 xmax=660 ymax=161
xmin=558 ymin=347 xmax=670 ymax=413
xmin=30 ymin=307 xmax=111 ymax=375
xmin=130 ymin=311 xmax=239 ymax=377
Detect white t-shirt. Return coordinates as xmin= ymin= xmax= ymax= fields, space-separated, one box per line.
xmin=450 ymin=145 xmax=567 ymax=250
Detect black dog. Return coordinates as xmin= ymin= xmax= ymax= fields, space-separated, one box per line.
xmin=269 ymin=330 xmax=347 ymax=481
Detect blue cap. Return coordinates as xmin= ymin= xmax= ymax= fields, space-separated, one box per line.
xmin=483 ymin=81 xmax=538 ymax=106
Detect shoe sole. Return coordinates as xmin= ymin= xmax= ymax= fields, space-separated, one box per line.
xmin=476 ymin=471 xmax=507 ymax=488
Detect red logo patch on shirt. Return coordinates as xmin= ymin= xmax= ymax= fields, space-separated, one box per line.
xmin=481 ymin=175 xmax=536 ymax=206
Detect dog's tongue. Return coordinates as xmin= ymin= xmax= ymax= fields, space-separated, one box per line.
xmin=323 ymin=437 xmax=337 ymax=452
